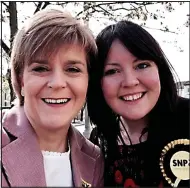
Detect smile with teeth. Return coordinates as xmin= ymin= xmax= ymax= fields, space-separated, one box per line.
xmin=42 ymin=98 xmax=70 ymax=104
xmin=120 ymin=92 xmax=145 ymax=101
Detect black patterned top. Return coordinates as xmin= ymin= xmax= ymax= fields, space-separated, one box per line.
xmin=105 ymin=142 xmax=163 ymax=187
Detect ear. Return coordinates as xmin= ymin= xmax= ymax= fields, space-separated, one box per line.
xmin=19 ymin=74 xmax=25 ymax=97
xmin=19 ymin=74 xmax=24 ymax=87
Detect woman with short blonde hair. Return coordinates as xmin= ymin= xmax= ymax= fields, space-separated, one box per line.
xmin=2 ymin=8 xmax=104 ymax=187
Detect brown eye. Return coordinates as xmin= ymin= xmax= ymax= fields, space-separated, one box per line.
xmin=32 ymin=66 xmax=49 ymax=72
xmin=66 ymin=67 xmax=81 ymax=73
xmin=104 ymin=69 xmax=120 ymax=76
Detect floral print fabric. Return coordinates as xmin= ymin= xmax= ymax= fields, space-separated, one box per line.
xmin=106 ymin=142 xmax=147 ymax=187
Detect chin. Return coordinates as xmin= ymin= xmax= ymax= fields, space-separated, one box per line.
xmin=43 ymin=124 xmax=69 ymax=131
xmin=42 ymin=119 xmax=71 ymax=130
xmin=123 ymin=113 xmax=146 ymax=121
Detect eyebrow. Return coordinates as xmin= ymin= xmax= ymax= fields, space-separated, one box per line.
xmin=30 ymin=60 xmax=86 ymax=66
xmin=31 ymin=60 xmax=48 ymax=65
xmin=106 ymin=58 xmax=140 ymax=66
xmin=105 ymin=62 xmax=120 ymax=66
xmin=66 ymin=60 xmax=86 ymax=66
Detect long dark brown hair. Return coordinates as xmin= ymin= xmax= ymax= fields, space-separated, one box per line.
xmin=87 ymin=20 xmax=180 ymax=185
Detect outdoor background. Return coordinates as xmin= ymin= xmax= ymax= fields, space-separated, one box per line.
xmin=1 ymin=2 xmax=189 ymax=136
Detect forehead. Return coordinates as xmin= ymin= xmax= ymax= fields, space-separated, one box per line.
xmin=29 ymin=43 xmax=87 ymax=65
xmin=106 ymin=39 xmax=137 ymax=64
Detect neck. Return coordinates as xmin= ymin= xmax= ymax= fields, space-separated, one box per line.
xmin=35 ymin=126 xmax=69 ymax=153
xmin=119 ymin=116 xmax=148 ymax=145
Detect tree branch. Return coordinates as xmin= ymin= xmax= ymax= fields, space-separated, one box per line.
xmin=41 ymin=2 xmax=50 ymax=10
xmin=1 ymin=39 xmax=10 ymax=56
xmin=91 ymin=6 xmax=98 ymax=14
xmin=2 ymin=2 xmax=8 ymax=8
xmin=97 ymin=5 xmax=114 ymax=17
xmin=75 ymin=2 xmax=95 ymax=17
xmin=34 ymin=2 xmax=43 ymax=14
xmin=144 ymin=5 xmax=149 ymax=13
xmin=76 ymin=7 xmax=91 ymax=18
xmin=9 ymin=2 xmax=18 ymax=49
xmin=56 ymin=2 xmax=69 ymax=7
xmin=33 ymin=2 xmax=50 ymax=14
xmin=76 ymin=2 xmax=135 ymax=18
xmin=130 ymin=3 xmax=138 ymax=10
xmin=95 ymin=2 xmax=129 ymax=7
xmin=109 ymin=7 xmax=138 ymax=12
xmin=133 ymin=2 xmax=157 ymax=6
xmin=143 ymin=25 xmax=178 ymax=34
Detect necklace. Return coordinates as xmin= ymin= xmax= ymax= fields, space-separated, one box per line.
xmin=119 ymin=118 xmax=133 ymax=145
xmin=119 ymin=117 xmax=148 ymax=145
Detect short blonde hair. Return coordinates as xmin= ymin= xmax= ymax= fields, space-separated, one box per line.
xmin=11 ymin=9 xmax=97 ymax=106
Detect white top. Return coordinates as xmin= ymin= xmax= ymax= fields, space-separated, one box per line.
xmin=42 ymin=148 xmax=73 ymax=187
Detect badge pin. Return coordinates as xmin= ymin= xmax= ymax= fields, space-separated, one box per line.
xmin=159 ymin=139 xmax=190 ymax=187
xmin=81 ymin=178 xmax=91 ymax=187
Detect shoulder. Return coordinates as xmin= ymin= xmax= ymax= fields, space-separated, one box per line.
xmin=174 ymin=96 xmax=189 ymax=122
xmin=176 ymin=96 xmax=189 ymax=112
xmin=70 ymin=127 xmax=104 ymax=187
xmin=1 ymin=106 xmax=28 ymax=148
xmin=89 ymin=127 xmax=100 ymax=146
xmin=1 ymin=107 xmax=18 ymax=148
xmin=84 ymin=135 xmax=102 ymax=159
xmin=1 ymin=126 xmax=11 ymax=148
xmin=172 ymin=96 xmax=189 ymax=138
xmin=71 ymin=126 xmax=102 ymax=159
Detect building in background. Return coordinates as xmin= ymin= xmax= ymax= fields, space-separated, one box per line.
xmin=176 ymin=81 xmax=190 ymax=98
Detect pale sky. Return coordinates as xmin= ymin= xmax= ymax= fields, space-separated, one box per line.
xmin=87 ymin=3 xmax=189 ymax=81
xmin=2 ymin=2 xmax=189 ymax=81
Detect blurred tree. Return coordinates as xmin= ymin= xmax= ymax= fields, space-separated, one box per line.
xmin=1 ymin=2 xmax=50 ymax=103
xmin=1 ymin=2 xmax=189 ymax=103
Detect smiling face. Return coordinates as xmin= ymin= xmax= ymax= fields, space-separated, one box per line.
xmin=101 ymin=39 xmax=161 ymax=121
xmin=22 ymin=43 xmax=88 ymax=131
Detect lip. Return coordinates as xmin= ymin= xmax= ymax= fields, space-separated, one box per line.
xmin=41 ymin=98 xmax=71 ymax=107
xmin=119 ymin=92 xmax=146 ymax=102
xmin=41 ymin=98 xmax=70 ymax=100
xmin=119 ymin=92 xmax=146 ymax=98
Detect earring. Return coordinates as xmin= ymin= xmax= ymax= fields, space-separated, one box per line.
xmin=21 ymin=88 xmax=24 ymax=96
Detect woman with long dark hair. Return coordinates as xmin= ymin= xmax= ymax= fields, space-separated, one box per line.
xmin=87 ymin=21 xmax=189 ymax=187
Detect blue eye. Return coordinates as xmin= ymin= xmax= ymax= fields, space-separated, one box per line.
xmin=136 ymin=63 xmax=150 ymax=70
xmin=104 ymin=69 xmax=120 ymax=76
xmin=32 ymin=66 xmax=49 ymax=72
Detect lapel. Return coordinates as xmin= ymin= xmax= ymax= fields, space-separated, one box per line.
xmin=2 ymin=107 xmax=97 ymax=187
xmin=69 ymin=126 xmax=96 ymax=187
xmin=2 ymin=107 xmax=46 ymax=187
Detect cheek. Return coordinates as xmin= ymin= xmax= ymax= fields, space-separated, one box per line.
xmin=74 ymin=76 xmax=88 ymax=97
xmin=23 ymin=76 xmax=45 ymax=98
xmin=102 ymin=77 xmax=120 ymax=99
xmin=143 ymin=70 xmax=161 ymax=93
xmin=22 ymin=71 xmax=34 ymax=88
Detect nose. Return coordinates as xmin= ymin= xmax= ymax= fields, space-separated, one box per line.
xmin=47 ymin=70 xmax=67 ymax=89
xmin=121 ymin=70 xmax=139 ymax=88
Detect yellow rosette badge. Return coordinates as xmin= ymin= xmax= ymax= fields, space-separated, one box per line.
xmin=159 ymin=139 xmax=190 ymax=187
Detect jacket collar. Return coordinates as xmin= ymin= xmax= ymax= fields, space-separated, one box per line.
xmin=69 ymin=125 xmax=96 ymax=187
xmin=2 ymin=106 xmax=96 ymax=187
xmin=2 ymin=106 xmax=46 ymax=186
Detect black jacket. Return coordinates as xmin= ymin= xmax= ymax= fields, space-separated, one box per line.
xmin=89 ymin=96 xmax=190 ymax=187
